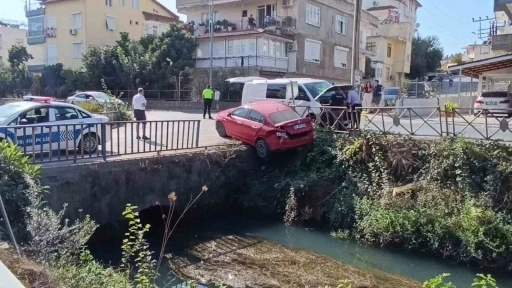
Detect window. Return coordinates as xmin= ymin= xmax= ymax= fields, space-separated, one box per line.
xmin=78 ymin=110 xmax=91 ymax=118
xmin=366 ymin=42 xmax=376 ymax=52
xmin=105 ymin=0 xmax=112 ymax=7
xmin=242 ymin=10 xmax=247 ymax=17
xmin=247 ymin=110 xmax=265 ymax=124
xmin=387 ymin=43 xmax=392 ymax=57
xmin=118 ymin=0 xmax=124 ymax=5
xmin=47 ymin=45 xmax=57 ymax=65
xmin=269 ymin=110 xmax=301 ymax=124
xmin=231 ymin=108 xmax=249 ymax=118
xmin=276 ymin=41 xmax=282 ymax=57
xmin=28 ymin=16 xmax=44 ymax=38
xmin=46 ymin=16 xmax=56 ymax=30
xmin=72 ymin=13 xmax=82 ymax=29
xmin=152 ymin=25 xmax=158 ymax=36
xmin=52 ymin=107 xmax=80 ymax=121
xmin=294 ymin=87 xmax=310 ymax=101
xmin=21 ymin=108 xmax=50 ymax=124
xmin=106 ymin=16 xmax=116 ymax=30
xmin=266 ymin=84 xmax=287 ymax=99
xmin=306 ymin=3 xmax=320 ymax=27
xmin=73 ymin=42 xmax=83 ymax=59
xmin=335 ymin=15 xmax=347 ymax=35
xmin=258 ymin=38 xmax=269 ymax=55
xmin=334 ymin=46 xmax=348 ymax=68
xmin=385 ymin=67 xmax=391 ymax=82
xmin=131 ymin=0 xmax=139 ymax=9
xmin=304 ymin=39 xmax=321 ymax=63
xmin=201 ymin=12 xmax=219 ymax=23
xmin=375 ymin=67 xmax=382 ymax=78
xmin=75 ymin=94 xmax=87 ymax=99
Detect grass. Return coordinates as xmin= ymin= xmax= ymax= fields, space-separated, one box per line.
xmin=0 ymin=245 xmax=54 ymax=287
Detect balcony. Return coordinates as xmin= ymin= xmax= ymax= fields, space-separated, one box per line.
xmin=492 ymin=33 xmax=512 ymax=52
xmin=187 ymin=15 xmax=296 ymax=38
xmin=377 ymin=22 xmax=413 ymax=42
xmin=495 ymin=0 xmax=512 ymax=18
xmin=25 ymin=1 xmax=44 ymax=17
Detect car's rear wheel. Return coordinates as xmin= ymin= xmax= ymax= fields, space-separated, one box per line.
xmin=216 ymin=121 xmax=228 ymax=137
xmin=255 ymin=139 xmax=270 ymax=159
xmin=78 ymin=133 xmax=99 ymax=154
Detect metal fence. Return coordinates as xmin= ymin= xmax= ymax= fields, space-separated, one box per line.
xmin=292 ymin=105 xmax=512 ymax=142
xmin=8 ymin=89 xmax=195 ymax=101
xmin=0 ymin=120 xmax=201 ymax=164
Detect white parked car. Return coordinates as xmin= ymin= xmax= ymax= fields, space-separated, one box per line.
xmin=474 ymin=91 xmax=512 ymax=117
xmin=66 ymin=91 xmax=125 ymax=108
xmin=0 ymin=96 xmax=110 ymax=154
xmin=241 ymin=78 xmax=328 ymax=119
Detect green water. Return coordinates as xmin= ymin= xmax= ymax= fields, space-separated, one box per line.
xmin=90 ymin=214 xmax=512 ymax=287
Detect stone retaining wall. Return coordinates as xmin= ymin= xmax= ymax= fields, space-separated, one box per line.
xmin=40 ymin=147 xmax=258 ymax=225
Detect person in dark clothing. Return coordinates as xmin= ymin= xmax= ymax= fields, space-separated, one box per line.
xmin=328 ymin=87 xmax=347 ymax=130
xmin=372 ymin=80 xmax=383 ymax=112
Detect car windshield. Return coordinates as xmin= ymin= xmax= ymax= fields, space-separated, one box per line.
xmin=0 ymin=104 xmax=27 ymax=122
xmin=91 ymin=92 xmax=110 ymax=100
xmin=303 ymin=81 xmax=332 ymax=98
xmin=481 ymin=92 xmax=509 ymax=98
xmin=269 ymin=109 xmax=301 ymax=124
xmin=384 ymin=89 xmax=399 ymax=95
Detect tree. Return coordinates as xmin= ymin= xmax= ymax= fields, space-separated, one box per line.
xmin=41 ymin=64 xmax=66 ymax=92
xmin=450 ymin=53 xmax=464 ymax=65
xmin=408 ymin=35 xmax=444 ymax=80
xmin=8 ymin=45 xmax=33 ymax=70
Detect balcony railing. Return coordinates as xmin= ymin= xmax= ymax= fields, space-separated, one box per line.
xmin=189 ymin=15 xmax=296 ymax=37
xmin=25 ymin=1 xmax=44 ymax=17
xmin=492 ymin=34 xmax=512 ymax=52
xmin=195 ymin=55 xmax=288 ymax=71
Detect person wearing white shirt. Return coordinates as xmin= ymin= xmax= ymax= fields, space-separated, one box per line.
xmin=132 ymin=88 xmax=149 ymax=140
xmin=214 ymin=88 xmax=220 ymax=111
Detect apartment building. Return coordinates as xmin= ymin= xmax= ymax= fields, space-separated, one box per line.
xmin=492 ymin=0 xmax=512 ymax=53
xmin=177 ymin=0 xmax=378 ymax=84
xmin=362 ymin=0 xmax=420 ymax=86
xmin=25 ymin=0 xmax=180 ymax=71
xmin=461 ymin=42 xmax=501 ymax=63
xmin=0 ymin=22 xmax=45 ymax=68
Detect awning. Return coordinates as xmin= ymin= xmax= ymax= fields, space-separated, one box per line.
xmin=448 ymin=54 xmax=512 ymax=79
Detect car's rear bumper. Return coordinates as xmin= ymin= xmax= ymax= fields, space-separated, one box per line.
xmin=474 ymin=104 xmax=511 ymax=115
xmin=268 ymin=133 xmax=314 ymax=151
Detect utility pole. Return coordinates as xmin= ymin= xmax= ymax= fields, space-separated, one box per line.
xmin=472 ymin=16 xmax=497 ymax=41
xmin=208 ymin=0 xmax=214 ymax=87
xmin=351 ymin=0 xmax=362 ymax=94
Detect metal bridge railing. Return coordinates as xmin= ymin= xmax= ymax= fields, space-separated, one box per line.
xmin=291 ymin=105 xmax=512 ymax=142
xmin=0 ymin=120 xmax=201 ymax=164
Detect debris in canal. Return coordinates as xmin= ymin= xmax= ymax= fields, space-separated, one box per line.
xmin=168 ymin=235 xmax=421 ymax=288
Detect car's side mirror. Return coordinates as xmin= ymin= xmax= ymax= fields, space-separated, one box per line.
xmin=19 ymin=119 xmax=29 ymax=125
xmin=227 ymin=112 xmax=232 ymax=117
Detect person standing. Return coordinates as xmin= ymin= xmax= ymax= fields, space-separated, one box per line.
xmin=202 ymin=85 xmax=214 ymax=119
xmin=214 ymin=88 xmax=221 ymax=111
xmin=372 ymin=80 xmax=383 ymax=111
xmin=362 ymin=81 xmax=373 ymax=111
xmin=347 ymin=87 xmax=362 ymax=129
xmin=132 ymin=88 xmax=149 ymax=140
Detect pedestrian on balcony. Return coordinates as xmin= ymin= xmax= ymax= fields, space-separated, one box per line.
xmin=132 ymin=88 xmax=149 ymax=140
xmin=202 ymin=85 xmax=214 ymax=119
xmin=362 ymin=81 xmax=373 ymax=111
xmin=248 ymin=14 xmax=256 ymax=29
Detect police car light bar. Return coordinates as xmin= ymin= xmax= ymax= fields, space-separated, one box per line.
xmin=23 ymin=96 xmax=54 ymax=103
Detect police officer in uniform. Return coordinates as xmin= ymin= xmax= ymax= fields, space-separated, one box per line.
xmin=202 ymin=85 xmax=214 ymax=119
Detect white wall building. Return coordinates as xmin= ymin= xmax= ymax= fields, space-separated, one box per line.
xmin=0 ymin=24 xmax=45 ymax=68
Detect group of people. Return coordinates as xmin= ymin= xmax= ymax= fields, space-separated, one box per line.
xmin=361 ymin=80 xmax=383 ymax=112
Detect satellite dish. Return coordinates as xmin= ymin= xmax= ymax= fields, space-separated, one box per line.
xmin=415 ymin=23 xmax=420 ymax=28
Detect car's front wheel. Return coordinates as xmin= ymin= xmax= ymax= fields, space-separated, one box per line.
xmin=216 ymin=121 xmax=228 ymax=137
xmin=255 ymin=139 xmax=270 ymax=158
xmin=79 ymin=133 xmax=99 ymax=154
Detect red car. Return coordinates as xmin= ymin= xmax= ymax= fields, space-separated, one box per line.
xmin=215 ymin=101 xmax=314 ymax=158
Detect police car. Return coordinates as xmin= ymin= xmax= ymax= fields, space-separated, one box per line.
xmin=0 ymin=96 xmax=110 ymax=154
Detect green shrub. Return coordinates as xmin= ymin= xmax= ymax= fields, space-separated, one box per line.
xmin=0 ymin=141 xmax=40 ymax=241
xmin=78 ymin=102 xmax=104 ymax=113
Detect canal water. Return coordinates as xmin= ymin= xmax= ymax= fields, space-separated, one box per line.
xmin=89 ymin=213 xmax=512 ymax=287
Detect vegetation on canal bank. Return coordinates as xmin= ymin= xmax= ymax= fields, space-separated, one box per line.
xmin=0 ymin=133 xmax=509 ymax=287
xmin=246 ymin=132 xmax=512 ymax=273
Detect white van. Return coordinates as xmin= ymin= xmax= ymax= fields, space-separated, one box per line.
xmin=241 ymin=78 xmax=331 ymax=118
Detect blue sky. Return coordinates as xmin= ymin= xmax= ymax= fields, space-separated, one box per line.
xmin=0 ymin=0 xmax=494 ymax=56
